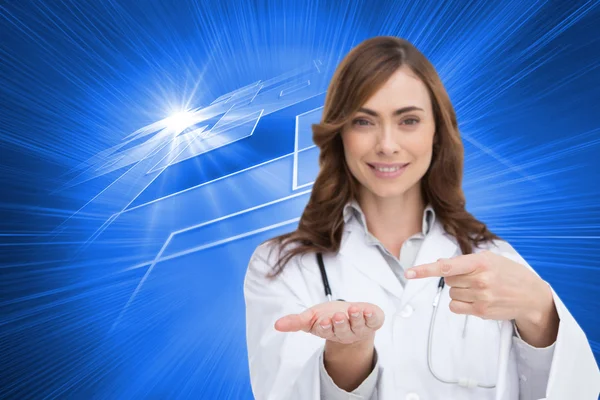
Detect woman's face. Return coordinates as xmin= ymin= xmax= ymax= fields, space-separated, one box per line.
xmin=341 ymin=66 xmax=436 ymax=201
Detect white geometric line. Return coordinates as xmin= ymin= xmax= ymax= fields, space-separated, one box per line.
xmin=293 ymin=182 xmax=315 ymax=190
xmin=292 ymin=145 xmax=317 ymax=191
xmin=118 ymin=189 xmax=313 ymax=274
xmin=250 ymin=84 xmax=264 ymax=103
xmin=280 ymin=80 xmax=310 ymax=98
xmin=174 ymin=188 xmax=312 ymax=236
xmin=163 ymin=217 xmax=300 ymax=265
xmin=110 ymin=217 xmax=300 ymax=332
xmin=293 ymin=114 xmax=300 ymax=190
xmin=117 ymin=150 xmax=297 ymax=215
xmin=292 ymin=105 xmax=322 ymax=191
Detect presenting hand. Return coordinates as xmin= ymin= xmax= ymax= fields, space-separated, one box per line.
xmin=274 ymin=301 xmax=384 ymax=345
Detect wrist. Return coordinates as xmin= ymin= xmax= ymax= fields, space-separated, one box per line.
xmin=324 ymin=334 xmax=374 ymax=360
xmin=518 ymin=280 xmax=554 ymax=327
xmin=515 ymin=280 xmax=559 ymax=347
xmin=323 ymin=335 xmax=376 ymax=392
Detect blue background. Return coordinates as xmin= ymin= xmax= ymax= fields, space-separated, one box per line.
xmin=1 ymin=0 xmax=599 ymax=398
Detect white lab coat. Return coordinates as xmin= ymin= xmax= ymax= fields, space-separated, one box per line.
xmin=244 ymin=216 xmax=600 ymax=400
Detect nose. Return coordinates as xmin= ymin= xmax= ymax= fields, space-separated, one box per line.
xmin=375 ymin=124 xmax=400 ymax=155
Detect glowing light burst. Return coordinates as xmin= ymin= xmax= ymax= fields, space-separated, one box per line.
xmin=163 ymin=110 xmax=197 ymax=134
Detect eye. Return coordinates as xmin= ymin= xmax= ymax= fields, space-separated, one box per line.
xmin=352 ymin=118 xmax=372 ymax=127
xmin=402 ymin=117 xmax=420 ymax=126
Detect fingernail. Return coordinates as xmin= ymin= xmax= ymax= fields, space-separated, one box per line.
xmin=320 ymin=323 xmax=331 ymax=330
xmin=405 ymin=269 xmax=416 ymax=279
xmin=334 ymin=319 xmax=345 ymax=324
xmin=350 ymin=312 xmax=359 ymax=318
xmin=364 ymin=312 xmax=372 ymax=318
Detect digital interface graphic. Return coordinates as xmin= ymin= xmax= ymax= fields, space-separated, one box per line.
xmin=1 ymin=1 xmax=599 ymax=399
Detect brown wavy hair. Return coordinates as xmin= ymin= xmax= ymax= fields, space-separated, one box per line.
xmin=264 ymin=36 xmax=500 ymax=277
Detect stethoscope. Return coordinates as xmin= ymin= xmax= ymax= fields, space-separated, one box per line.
xmin=316 ymin=252 xmax=496 ymax=389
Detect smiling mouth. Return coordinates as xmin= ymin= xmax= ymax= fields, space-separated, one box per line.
xmin=367 ymin=163 xmax=409 ymax=172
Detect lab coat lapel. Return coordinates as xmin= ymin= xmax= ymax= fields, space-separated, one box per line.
xmin=338 ymin=220 xmax=405 ymax=300
xmin=400 ymin=218 xmax=459 ymax=306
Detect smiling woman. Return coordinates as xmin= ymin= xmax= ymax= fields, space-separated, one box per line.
xmin=243 ymin=36 xmax=600 ymax=400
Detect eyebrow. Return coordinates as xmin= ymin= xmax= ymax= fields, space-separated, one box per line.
xmin=357 ymin=106 xmax=424 ymax=117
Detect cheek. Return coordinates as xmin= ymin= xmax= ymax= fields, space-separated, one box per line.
xmin=407 ymin=133 xmax=435 ymax=161
xmin=342 ymin=135 xmax=369 ymax=165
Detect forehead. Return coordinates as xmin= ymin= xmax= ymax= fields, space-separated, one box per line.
xmin=360 ymin=67 xmax=432 ymax=113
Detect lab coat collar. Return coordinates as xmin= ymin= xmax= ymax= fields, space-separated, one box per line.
xmin=342 ymin=198 xmax=436 ymax=237
xmin=338 ymin=214 xmax=458 ymax=302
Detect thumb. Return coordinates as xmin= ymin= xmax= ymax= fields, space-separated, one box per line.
xmin=274 ymin=309 xmax=315 ymax=332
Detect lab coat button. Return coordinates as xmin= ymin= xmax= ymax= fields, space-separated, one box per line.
xmin=520 ymin=374 xmax=527 ymax=382
xmin=400 ymin=305 xmax=414 ymax=318
xmin=405 ymin=393 xmax=420 ymax=400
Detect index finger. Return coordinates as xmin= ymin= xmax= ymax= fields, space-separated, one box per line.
xmin=405 ymin=255 xmax=479 ymax=279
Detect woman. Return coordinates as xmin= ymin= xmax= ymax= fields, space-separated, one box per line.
xmin=244 ymin=36 xmax=600 ymax=400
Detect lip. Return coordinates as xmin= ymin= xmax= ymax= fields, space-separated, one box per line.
xmin=368 ymin=162 xmax=409 ymax=168
xmin=367 ymin=162 xmax=409 ymax=179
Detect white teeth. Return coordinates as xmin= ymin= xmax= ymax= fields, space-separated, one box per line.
xmin=375 ymin=166 xmax=401 ymax=172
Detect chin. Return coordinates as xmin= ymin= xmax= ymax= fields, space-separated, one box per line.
xmin=362 ymin=176 xmax=421 ymax=199
xmin=367 ymin=185 xmax=408 ymax=199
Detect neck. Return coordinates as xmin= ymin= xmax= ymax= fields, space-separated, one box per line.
xmin=357 ymin=185 xmax=425 ymax=246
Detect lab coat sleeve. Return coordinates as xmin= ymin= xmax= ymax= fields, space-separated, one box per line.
xmin=492 ymin=240 xmax=600 ymax=400
xmin=319 ymin=346 xmax=380 ymax=399
xmin=512 ymin=321 xmax=555 ymax=400
xmin=244 ymin=242 xmax=328 ymax=400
